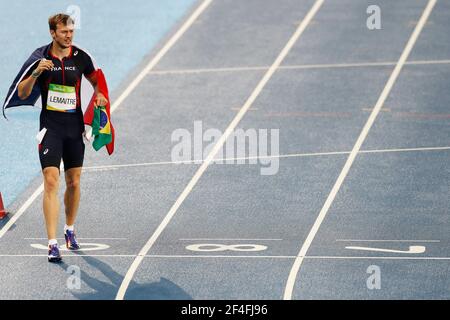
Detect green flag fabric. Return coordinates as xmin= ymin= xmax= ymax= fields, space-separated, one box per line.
xmin=92 ymin=105 xmax=113 ymax=151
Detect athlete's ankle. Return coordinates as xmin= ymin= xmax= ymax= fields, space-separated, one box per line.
xmin=64 ymin=224 xmax=74 ymax=232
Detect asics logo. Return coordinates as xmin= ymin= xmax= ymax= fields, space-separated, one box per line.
xmin=43 ymin=149 xmax=49 ymax=155
xmin=74 ymin=50 xmax=78 ymax=56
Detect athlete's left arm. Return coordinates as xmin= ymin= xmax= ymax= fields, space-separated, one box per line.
xmin=86 ymin=73 xmax=108 ymax=107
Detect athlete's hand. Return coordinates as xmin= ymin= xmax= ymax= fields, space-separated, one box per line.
xmin=34 ymin=59 xmax=54 ymax=76
xmin=94 ymin=93 xmax=108 ymax=107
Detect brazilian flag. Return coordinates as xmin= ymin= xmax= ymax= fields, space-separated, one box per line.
xmin=92 ymin=106 xmax=112 ymax=151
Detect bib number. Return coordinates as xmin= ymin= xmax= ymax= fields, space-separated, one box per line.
xmin=46 ymin=84 xmax=77 ymax=112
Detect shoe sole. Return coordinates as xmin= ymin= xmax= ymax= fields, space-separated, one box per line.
xmin=48 ymin=257 xmax=62 ymax=263
xmin=66 ymin=243 xmax=80 ymax=250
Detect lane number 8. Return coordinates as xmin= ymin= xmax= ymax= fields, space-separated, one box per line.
xmin=186 ymin=243 xmax=268 ymax=252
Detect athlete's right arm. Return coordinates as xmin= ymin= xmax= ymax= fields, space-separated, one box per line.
xmin=17 ymin=59 xmax=54 ymax=100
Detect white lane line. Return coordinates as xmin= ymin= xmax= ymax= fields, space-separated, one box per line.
xmin=0 ymin=254 xmax=136 ymax=257
xmin=30 ymin=243 xmax=110 ymax=252
xmin=81 ymin=145 xmax=450 ymax=171
xmin=115 ymin=0 xmax=325 ymax=301
xmin=304 ymin=256 xmax=450 ymax=260
xmin=83 ymin=167 xmax=118 ymax=172
xmin=359 ymin=146 xmax=450 ymax=154
xmin=362 ymin=107 xmax=391 ymax=112
xmin=24 ymin=238 xmax=127 ymax=240
xmin=405 ymin=59 xmax=450 ymax=65
xmin=231 ymin=107 xmax=258 ymax=111
xmin=336 ymin=239 xmax=440 ymax=243
xmin=283 ymin=59 xmax=450 ymax=69
xmin=179 ymin=238 xmax=283 ymax=241
xmin=0 ymin=0 xmax=214 ymax=241
xmin=282 ymin=61 xmax=395 ymax=69
xmin=83 ymin=160 xmax=191 ymax=171
xmin=147 ymin=59 xmax=450 ymax=75
xmin=111 ymin=0 xmax=213 ymax=113
xmin=149 ymin=66 xmax=269 ymax=75
xmin=145 ymin=255 xmax=450 ymax=260
xmin=147 ymin=255 xmax=293 ymax=258
xmin=0 ymin=184 xmax=44 ymax=239
xmin=283 ymin=0 xmax=437 ymax=300
xmin=2 ymin=254 xmax=450 ymax=260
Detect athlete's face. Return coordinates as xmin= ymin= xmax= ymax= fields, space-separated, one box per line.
xmin=51 ymin=22 xmax=74 ymax=49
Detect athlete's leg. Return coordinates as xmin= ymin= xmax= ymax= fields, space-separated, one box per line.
xmin=62 ymin=130 xmax=85 ymax=226
xmin=64 ymin=167 xmax=82 ymax=226
xmin=40 ymin=128 xmax=63 ymax=242
xmin=42 ymin=167 xmax=61 ymax=240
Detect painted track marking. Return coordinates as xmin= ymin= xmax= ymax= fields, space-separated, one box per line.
xmin=81 ymin=146 xmax=450 ymax=172
xmin=115 ymin=0 xmax=325 ymax=300
xmin=345 ymin=245 xmax=426 ymax=254
xmin=147 ymin=59 xmax=450 ymax=75
xmin=283 ymin=0 xmax=438 ymax=300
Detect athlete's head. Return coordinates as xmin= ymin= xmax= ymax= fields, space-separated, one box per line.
xmin=48 ymin=14 xmax=75 ymax=49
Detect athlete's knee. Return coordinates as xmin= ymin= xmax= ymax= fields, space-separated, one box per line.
xmin=66 ymin=178 xmax=80 ymax=190
xmin=65 ymin=168 xmax=82 ymax=190
xmin=43 ymin=170 xmax=60 ymax=193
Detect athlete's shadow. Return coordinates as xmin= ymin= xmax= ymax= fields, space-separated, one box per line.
xmin=58 ymin=254 xmax=192 ymax=300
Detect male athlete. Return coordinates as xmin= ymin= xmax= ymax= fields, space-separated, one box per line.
xmin=15 ymin=14 xmax=107 ymax=262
